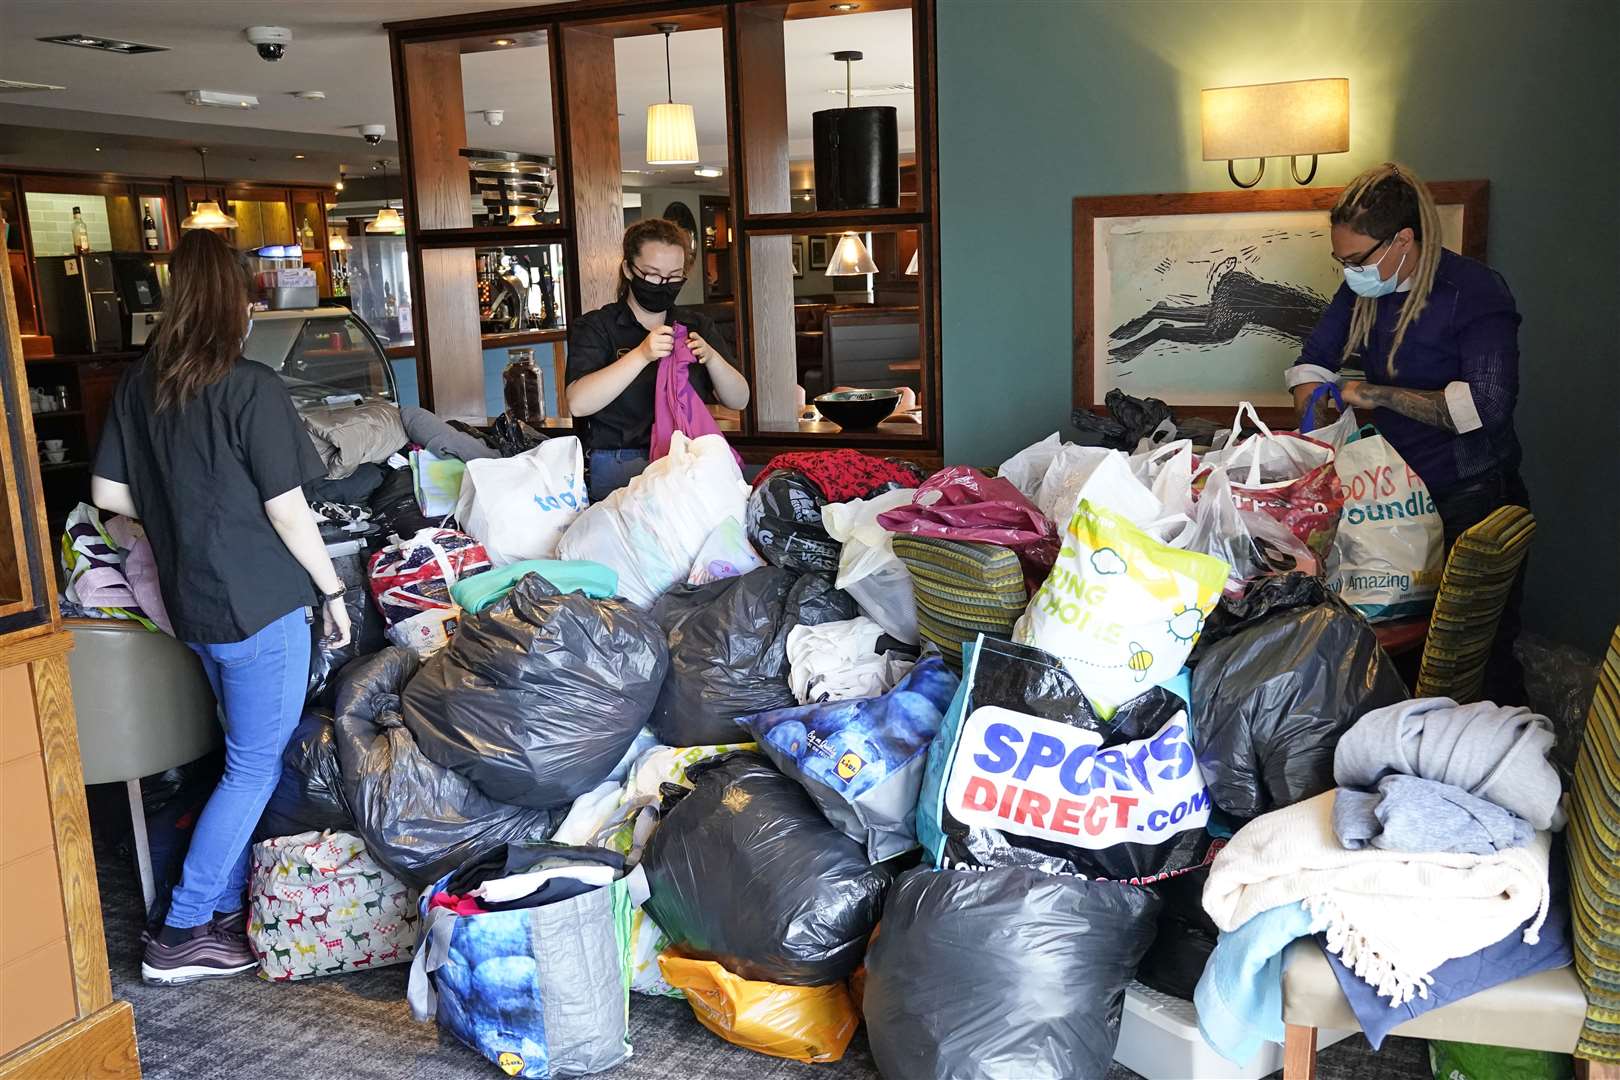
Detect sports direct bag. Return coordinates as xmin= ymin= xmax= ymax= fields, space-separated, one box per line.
xmin=1200 ymin=401 xmax=1345 ymax=559
xmin=249 ymin=831 xmax=418 ymax=981
xmin=1015 ymin=499 xmax=1227 ymax=716
xmin=1326 ymin=427 xmax=1443 ymax=620
xmin=455 ymin=436 xmax=587 ymax=566
xmin=917 ymin=636 xmax=1213 ymax=883
xmin=367 ymin=527 xmax=491 ymax=627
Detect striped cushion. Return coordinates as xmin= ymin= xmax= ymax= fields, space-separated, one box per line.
xmin=1415 ymin=505 xmax=1534 ymax=702
xmin=1571 ymin=627 xmax=1620 ymax=1061
xmin=892 ymin=536 xmax=1027 ymax=667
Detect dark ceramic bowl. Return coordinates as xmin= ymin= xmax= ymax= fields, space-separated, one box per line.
xmin=814 ymin=389 xmax=900 ymax=432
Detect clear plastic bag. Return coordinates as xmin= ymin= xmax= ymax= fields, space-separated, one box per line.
xmin=1184 ymin=467 xmax=1320 ymax=598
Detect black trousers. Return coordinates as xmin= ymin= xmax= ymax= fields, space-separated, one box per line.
xmin=1431 ymin=467 xmax=1531 ymax=706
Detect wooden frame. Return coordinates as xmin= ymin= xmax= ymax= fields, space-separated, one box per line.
xmin=808 ymin=234 xmax=830 ymax=269
xmin=1073 ymin=179 xmax=1489 ymax=428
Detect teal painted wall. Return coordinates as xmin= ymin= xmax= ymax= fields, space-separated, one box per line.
xmin=937 ymin=0 xmax=1619 ymax=651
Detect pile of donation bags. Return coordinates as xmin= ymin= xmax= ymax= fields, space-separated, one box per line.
xmin=238 ymin=411 xmax=1561 ymax=1079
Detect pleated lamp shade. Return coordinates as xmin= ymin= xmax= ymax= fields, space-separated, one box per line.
xmin=825 ymin=231 xmax=877 ymax=276
xmin=646 ymin=102 xmax=699 ymax=166
xmin=181 ymin=200 xmax=237 ymax=230
xmin=367 ymin=206 xmax=405 ymax=233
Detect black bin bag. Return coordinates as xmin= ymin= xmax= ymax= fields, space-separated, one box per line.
xmin=1136 ymin=860 xmax=1221 ymax=1001
xmin=649 ymin=567 xmax=856 ymax=746
xmin=746 ymin=470 xmax=840 ymax=573
xmin=1190 ymin=593 xmax=1409 ymax=819
xmin=331 ymin=647 xmax=558 ymax=888
xmin=642 ymin=751 xmax=889 ymax=986
xmin=402 ymin=573 xmax=667 ymax=809
xmin=256 ymin=708 xmax=351 ymax=839
xmin=864 ymin=864 xmax=1161 ymax=1080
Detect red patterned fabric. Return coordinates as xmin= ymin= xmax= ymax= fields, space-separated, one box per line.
xmin=751 ymin=450 xmax=922 ymax=504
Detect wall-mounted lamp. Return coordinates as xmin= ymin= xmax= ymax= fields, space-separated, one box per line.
xmin=1201 ymin=77 xmax=1349 ymax=188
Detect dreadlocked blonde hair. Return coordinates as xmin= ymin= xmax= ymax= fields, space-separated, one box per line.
xmin=1331 ymin=162 xmax=1442 ymax=375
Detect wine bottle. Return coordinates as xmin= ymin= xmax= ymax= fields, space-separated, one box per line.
xmin=143 ymin=207 xmax=159 ymax=251
xmin=71 ymin=207 xmax=90 ymax=254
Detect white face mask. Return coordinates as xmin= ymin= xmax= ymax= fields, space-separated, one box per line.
xmin=1342 ymin=240 xmax=1406 ymax=298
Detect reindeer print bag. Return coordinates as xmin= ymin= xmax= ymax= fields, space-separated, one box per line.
xmin=250 ymin=831 xmax=419 ymax=981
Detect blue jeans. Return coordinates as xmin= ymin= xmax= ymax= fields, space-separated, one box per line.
xmin=168 ymin=606 xmax=311 ymax=929
xmin=588 ymin=448 xmax=649 ymax=504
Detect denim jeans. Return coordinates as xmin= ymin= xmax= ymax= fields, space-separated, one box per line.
xmin=588 ymin=448 xmax=649 ymax=504
xmin=1432 ymin=468 xmax=1531 ymax=706
xmin=167 ymin=606 xmax=311 ymax=929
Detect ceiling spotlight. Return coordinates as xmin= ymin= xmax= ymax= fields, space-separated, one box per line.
xmin=482 ymin=109 xmax=505 ymax=127
xmin=693 ymin=166 xmax=723 ymax=178
xmin=94 ymin=146 xmax=102 ymax=152
xmin=492 ymin=38 xmax=515 ymax=47
xmin=294 ymin=154 xmax=305 ymax=160
xmin=335 ymin=166 xmax=346 ymax=192
xmin=38 ymin=33 xmax=167 ymax=55
xmin=831 ymin=2 xmax=861 ymax=9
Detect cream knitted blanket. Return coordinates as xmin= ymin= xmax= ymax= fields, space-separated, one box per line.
xmin=1202 ymin=790 xmax=1551 ymax=1005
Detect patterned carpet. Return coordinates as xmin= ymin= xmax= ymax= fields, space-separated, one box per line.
xmin=93 ymin=818 xmax=1430 ymax=1080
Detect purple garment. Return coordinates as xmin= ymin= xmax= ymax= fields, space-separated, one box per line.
xmin=650 ymin=323 xmax=741 ymax=466
xmin=1292 ymin=248 xmax=1521 ymax=496
xmin=105 ymin=516 xmax=174 ymax=636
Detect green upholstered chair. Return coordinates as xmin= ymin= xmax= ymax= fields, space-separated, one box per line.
xmin=890 ymin=536 xmax=1027 ymax=669
xmin=1414 ymin=505 xmax=1535 ymax=703
xmin=1569 ymin=627 xmax=1620 ymax=1064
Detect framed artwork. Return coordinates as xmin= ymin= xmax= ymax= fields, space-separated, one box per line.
xmin=808 ymin=235 xmax=830 ymax=270
xmin=1073 ymin=180 xmax=1489 ymax=424
xmin=791 ymin=237 xmax=806 ymax=278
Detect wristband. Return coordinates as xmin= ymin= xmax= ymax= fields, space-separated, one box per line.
xmin=319 ymin=586 xmax=346 ymax=603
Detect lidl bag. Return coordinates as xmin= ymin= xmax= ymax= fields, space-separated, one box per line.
xmin=1200 ymin=401 xmax=1345 ymax=558
xmin=249 ymin=831 xmax=418 ymax=981
xmin=367 ymin=527 xmax=491 ymax=627
xmin=455 ymin=436 xmax=587 ymax=566
xmin=915 ymin=636 xmax=1213 ymax=882
xmin=410 ymin=449 xmax=467 ymax=519
xmin=660 ymin=954 xmax=859 ymax=1064
xmin=1326 ymin=427 xmax=1443 ymax=621
xmin=1015 ymin=499 xmax=1227 ymax=715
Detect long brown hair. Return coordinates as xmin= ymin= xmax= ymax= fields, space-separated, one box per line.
xmin=149 ymin=228 xmax=250 ymax=411
xmin=1330 ymin=162 xmax=1443 ymax=376
xmin=616 ymin=217 xmax=694 ymax=302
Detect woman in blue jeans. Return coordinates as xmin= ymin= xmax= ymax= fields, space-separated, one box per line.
xmin=91 ymin=228 xmax=350 ymax=985
xmin=565 ymin=217 xmax=751 ymax=503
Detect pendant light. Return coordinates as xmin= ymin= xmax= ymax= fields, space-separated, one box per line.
xmin=812 ymin=50 xmax=899 ymax=210
xmin=367 ymin=159 xmax=405 ymax=233
xmin=905 ymin=247 xmax=919 ymax=275
xmin=825 ymin=231 xmax=877 ymax=277
xmin=328 ymin=232 xmax=350 ymax=252
xmin=181 ymin=147 xmax=238 ymax=230
xmin=646 ymin=23 xmax=698 ymax=166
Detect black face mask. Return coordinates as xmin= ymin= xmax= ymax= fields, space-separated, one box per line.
xmin=628 ymin=274 xmax=683 ymax=313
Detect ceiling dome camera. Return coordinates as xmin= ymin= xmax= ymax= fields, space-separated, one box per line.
xmin=245 ymin=26 xmax=291 ymax=62
xmin=360 ymin=124 xmax=387 ymax=145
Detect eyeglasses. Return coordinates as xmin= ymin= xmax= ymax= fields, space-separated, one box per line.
xmin=1332 ymin=236 xmax=1391 ymax=270
xmin=629 ymin=263 xmax=687 ymax=287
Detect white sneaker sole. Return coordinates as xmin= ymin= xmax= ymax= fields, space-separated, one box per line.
xmin=140 ymin=959 xmax=256 ymax=986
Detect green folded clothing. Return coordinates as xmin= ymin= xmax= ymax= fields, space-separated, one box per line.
xmin=450 ymin=559 xmax=619 ymax=613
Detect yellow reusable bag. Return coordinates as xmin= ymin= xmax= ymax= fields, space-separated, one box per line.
xmin=659 ymin=954 xmax=859 ymax=1063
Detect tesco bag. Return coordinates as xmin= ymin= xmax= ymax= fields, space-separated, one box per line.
xmin=454 ymin=436 xmax=587 ymax=566
xmin=1327 ymin=427 xmax=1443 ymax=620
xmin=367 ymin=527 xmax=491 ymax=627
xmin=1200 ymin=401 xmax=1344 ymax=559
xmin=1015 ymin=500 xmax=1228 ymax=716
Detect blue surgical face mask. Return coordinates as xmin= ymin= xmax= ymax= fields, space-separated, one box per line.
xmin=1342 ymin=242 xmax=1406 ymax=298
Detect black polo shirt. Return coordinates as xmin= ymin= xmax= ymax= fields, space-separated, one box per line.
xmin=93 ymin=356 xmax=327 ymax=644
xmin=565 ymin=300 xmax=731 ymax=452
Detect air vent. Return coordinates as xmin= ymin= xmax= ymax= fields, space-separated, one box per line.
xmin=0 ymin=79 xmax=67 ymax=92
xmin=38 ymin=34 xmax=168 ymax=55
xmin=825 ymin=82 xmax=914 ymax=99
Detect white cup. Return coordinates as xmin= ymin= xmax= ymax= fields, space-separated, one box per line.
xmin=41 ymin=438 xmax=64 ymax=451
xmin=45 ymin=449 xmax=67 ymax=464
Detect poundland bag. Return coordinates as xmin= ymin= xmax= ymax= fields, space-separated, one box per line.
xmin=916 ymin=636 xmax=1213 ymax=882
xmin=1326 ymin=427 xmax=1443 ymax=621
xmin=863 ymin=865 xmax=1161 ymax=1080
xmin=1015 ymin=499 xmax=1227 ymax=716
xmin=455 ymin=436 xmax=587 ymax=566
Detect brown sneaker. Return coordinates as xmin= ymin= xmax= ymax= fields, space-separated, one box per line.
xmin=212 ymin=909 xmax=248 ymax=939
xmin=141 ymin=924 xmax=256 ymax=986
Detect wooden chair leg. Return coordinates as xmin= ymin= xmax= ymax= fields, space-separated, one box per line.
xmin=1283 ymin=1024 xmax=1318 ymax=1080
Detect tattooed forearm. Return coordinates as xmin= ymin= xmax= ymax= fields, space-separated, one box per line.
xmin=1353 ymin=384 xmax=1458 ymax=432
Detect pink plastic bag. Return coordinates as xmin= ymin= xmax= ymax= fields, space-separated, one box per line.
xmin=651 ymin=324 xmax=742 ymax=467
xmin=877 ymin=467 xmax=1058 ymax=593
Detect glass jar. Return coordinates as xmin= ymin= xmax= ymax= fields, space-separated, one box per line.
xmin=502 ymin=347 xmax=545 ymax=423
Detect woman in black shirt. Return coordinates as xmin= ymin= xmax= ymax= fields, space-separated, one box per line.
xmin=565 ymin=217 xmax=750 ymax=502
xmin=91 ymin=228 xmax=350 ymax=986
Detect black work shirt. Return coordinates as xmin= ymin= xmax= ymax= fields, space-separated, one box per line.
xmin=94 ymin=356 xmax=327 ymax=644
xmin=565 ymin=300 xmax=729 ymax=452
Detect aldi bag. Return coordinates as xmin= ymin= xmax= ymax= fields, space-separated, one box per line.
xmin=916 ymin=636 xmax=1213 ymax=882
xmin=455 ymin=436 xmax=587 ymax=566
xmin=1325 ymin=427 xmax=1443 ymax=621
xmin=1015 ymin=499 xmax=1227 ymax=715
xmin=660 ymin=954 xmax=859 ymax=1064
xmin=1200 ymin=401 xmax=1345 ymax=559
xmin=249 ymin=831 xmax=417 ymax=981
xmin=367 ymin=527 xmax=491 ymax=627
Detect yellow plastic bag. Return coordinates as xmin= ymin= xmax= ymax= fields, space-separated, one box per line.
xmin=659 ymin=954 xmax=858 ymax=1063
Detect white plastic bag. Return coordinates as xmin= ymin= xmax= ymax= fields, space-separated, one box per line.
xmin=687 ymin=517 xmax=765 ymax=585
xmin=997 ymin=432 xmax=1064 ymax=503
xmin=822 ymin=488 xmax=919 ymax=644
xmin=1184 ymin=467 xmax=1320 ymax=597
xmin=1328 ymin=429 xmax=1443 ymax=621
xmin=454 ymin=436 xmax=586 ymax=565
xmin=385 ymin=606 xmax=461 ymax=658
xmin=786 ymin=616 xmax=915 ymax=704
xmin=1037 ymin=445 xmax=1165 ymax=537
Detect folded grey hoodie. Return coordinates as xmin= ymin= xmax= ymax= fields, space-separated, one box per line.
xmin=1332 ymin=697 xmax=1562 ymax=829
xmin=1334 ymin=774 xmax=1534 ymax=854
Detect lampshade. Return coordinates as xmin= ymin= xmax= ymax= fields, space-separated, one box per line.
xmin=509 ymin=207 xmax=539 ymax=227
xmin=328 ymin=232 xmax=350 ymax=251
xmin=1200 ymin=78 xmax=1349 ymax=161
xmin=366 ymin=206 xmax=404 ymax=233
xmin=825 ymin=231 xmax=877 ymax=276
xmin=646 ymin=102 xmax=699 ymax=166
xmin=905 ymin=247 xmax=919 ymax=275
xmin=181 ymin=199 xmax=237 ymax=230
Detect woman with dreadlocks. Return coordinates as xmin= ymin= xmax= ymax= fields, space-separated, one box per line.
xmin=1288 ymin=161 xmax=1527 ymax=703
